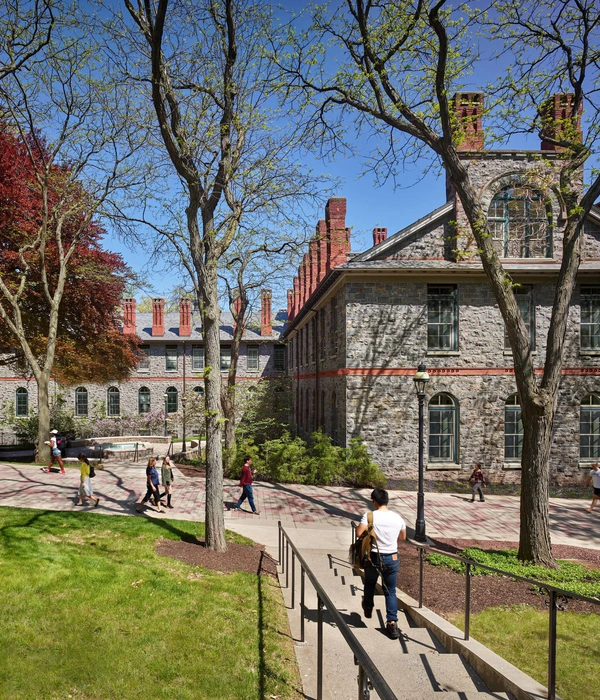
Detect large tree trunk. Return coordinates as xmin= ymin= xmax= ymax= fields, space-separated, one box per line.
xmin=518 ymin=396 xmax=557 ymax=566
xmin=202 ymin=270 xmax=226 ymax=552
xmin=222 ymin=385 xmax=236 ymax=472
xmin=36 ymin=374 xmax=51 ymax=464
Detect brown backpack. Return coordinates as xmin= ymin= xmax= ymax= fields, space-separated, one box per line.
xmin=350 ymin=511 xmax=379 ymax=569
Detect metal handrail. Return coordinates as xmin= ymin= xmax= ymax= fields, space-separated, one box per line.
xmin=279 ymin=521 xmax=397 ymax=700
xmin=411 ymin=540 xmax=600 ymax=700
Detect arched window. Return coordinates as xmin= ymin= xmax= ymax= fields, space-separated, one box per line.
xmin=488 ymin=186 xmax=552 ymax=258
xmin=75 ymin=387 xmax=88 ymax=417
xmin=428 ymin=393 xmax=458 ymax=462
xmin=107 ymin=387 xmax=120 ymax=416
xmin=15 ymin=388 xmax=28 ymax=417
xmin=138 ymin=387 xmax=151 ymax=414
xmin=581 ymin=394 xmax=600 ymax=459
xmin=505 ymin=394 xmax=523 ymax=460
xmin=193 ymin=385 xmax=204 ymax=397
xmin=166 ymin=386 xmax=178 ymax=413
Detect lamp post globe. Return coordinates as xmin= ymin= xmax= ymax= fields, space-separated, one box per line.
xmin=413 ymin=363 xmax=430 ymax=543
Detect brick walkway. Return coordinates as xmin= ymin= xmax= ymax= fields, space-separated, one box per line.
xmin=0 ymin=461 xmax=598 ymax=550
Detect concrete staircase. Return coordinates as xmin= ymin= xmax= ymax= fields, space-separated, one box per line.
xmin=279 ymin=539 xmax=513 ymax=699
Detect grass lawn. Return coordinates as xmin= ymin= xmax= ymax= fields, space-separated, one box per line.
xmin=0 ymin=507 xmax=301 ymax=699
xmin=449 ymin=605 xmax=600 ymax=700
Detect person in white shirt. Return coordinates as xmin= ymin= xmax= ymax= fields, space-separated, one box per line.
xmin=355 ymin=488 xmax=406 ymax=640
xmin=43 ymin=429 xmax=65 ymax=474
xmin=585 ymin=463 xmax=600 ymax=513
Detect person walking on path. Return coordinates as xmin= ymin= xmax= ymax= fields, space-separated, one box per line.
xmin=468 ymin=463 xmax=487 ymax=502
xmin=76 ymin=453 xmax=99 ymax=507
xmin=585 ymin=463 xmax=600 ymax=513
xmin=235 ymin=456 xmax=259 ymax=515
xmin=42 ymin=429 xmax=65 ymax=474
xmin=136 ymin=457 xmax=163 ymax=514
xmin=356 ymin=488 xmax=406 ymax=640
xmin=160 ymin=455 xmax=174 ymax=509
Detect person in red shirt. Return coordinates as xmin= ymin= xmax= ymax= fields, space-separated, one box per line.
xmin=235 ymin=456 xmax=259 ymax=515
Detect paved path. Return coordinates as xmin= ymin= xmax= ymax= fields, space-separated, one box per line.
xmin=0 ymin=461 xmax=597 ymax=551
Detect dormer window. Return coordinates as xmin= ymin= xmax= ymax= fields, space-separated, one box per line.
xmin=488 ymin=186 xmax=552 ymax=258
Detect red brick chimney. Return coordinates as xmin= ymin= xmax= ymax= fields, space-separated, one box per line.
xmin=301 ymin=253 xmax=309 ymax=306
xmin=123 ymin=298 xmax=137 ymax=334
xmin=179 ymin=298 xmax=192 ymax=337
xmin=541 ymin=93 xmax=583 ymax=151
xmin=293 ymin=276 xmax=300 ymax=318
xmin=152 ymin=298 xmax=165 ymax=336
xmin=309 ymin=239 xmax=319 ymax=295
xmin=261 ymin=289 xmax=272 ymax=336
xmin=326 ymin=197 xmax=349 ymax=270
xmin=317 ymin=219 xmax=328 ymax=283
xmin=373 ymin=227 xmax=387 ymax=246
xmin=453 ymin=92 xmax=484 ymax=151
xmin=287 ymin=289 xmax=294 ymax=321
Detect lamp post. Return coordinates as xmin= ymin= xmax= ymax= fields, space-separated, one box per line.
xmin=413 ymin=363 xmax=430 ymax=543
xmin=181 ymin=395 xmax=187 ymax=454
xmin=163 ymin=392 xmax=169 ymax=437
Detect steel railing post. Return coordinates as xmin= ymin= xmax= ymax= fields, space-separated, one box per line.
xmin=317 ymin=595 xmax=324 ymax=700
xmin=465 ymin=562 xmax=471 ymax=641
xmin=286 ymin=540 xmax=289 ymax=588
xmin=300 ymin=567 xmax=305 ymax=643
xmin=278 ymin=521 xmax=282 ymax=565
xmin=291 ymin=550 xmax=296 ymax=609
xmin=548 ymin=590 xmax=557 ymax=700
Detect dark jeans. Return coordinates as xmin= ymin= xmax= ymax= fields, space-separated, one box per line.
xmin=237 ymin=484 xmax=256 ymax=512
xmin=363 ymin=552 xmax=400 ymax=623
xmin=471 ymin=483 xmax=485 ymax=500
xmin=142 ymin=483 xmax=160 ymax=503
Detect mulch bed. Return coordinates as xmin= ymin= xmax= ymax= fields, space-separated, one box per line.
xmin=156 ymin=537 xmax=278 ymax=578
xmin=397 ymin=538 xmax=600 ymax=616
xmin=175 ymin=463 xmax=206 ymax=478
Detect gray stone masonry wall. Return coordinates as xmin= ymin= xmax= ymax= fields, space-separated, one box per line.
xmin=384 ymin=219 xmax=452 ymax=261
xmin=344 ymin=278 xmax=600 ymax=483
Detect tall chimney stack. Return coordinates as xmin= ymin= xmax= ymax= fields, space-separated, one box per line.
xmin=261 ymin=289 xmax=272 ymax=336
xmin=152 ymin=298 xmax=165 ymax=336
xmin=453 ymin=92 xmax=484 ymax=151
xmin=179 ymin=298 xmax=191 ymax=337
xmin=541 ymin=93 xmax=583 ymax=151
xmin=373 ymin=227 xmax=387 ymax=246
xmin=123 ymin=298 xmax=137 ymax=334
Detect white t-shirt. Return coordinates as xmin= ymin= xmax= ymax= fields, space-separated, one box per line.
xmin=360 ymin=509 xmax=406 ymax=554
xmin=590 ymin=469 xmax=600 ymax=489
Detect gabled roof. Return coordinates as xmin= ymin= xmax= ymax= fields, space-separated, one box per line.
xmin=132 ymin=312 xmax=286 ymax=342
xmin=352 ymin=201 xmax=455 ymax=263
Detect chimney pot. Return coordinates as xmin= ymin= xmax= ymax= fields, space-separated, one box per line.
xmin=373 ymin=227 xmax=387 ymax=246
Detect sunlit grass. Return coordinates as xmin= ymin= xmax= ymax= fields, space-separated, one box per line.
xmin=449 ymin=605 xmax=600 ymax=700
xmin=0 ymin=507 xmax=301 ymax=699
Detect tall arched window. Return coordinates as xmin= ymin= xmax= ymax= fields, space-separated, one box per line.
xmin=107 ymin=387 xmax=120 ymax=416
xmin=505 ymin=394 xmax=523 ymax=460
xmin=15 ymin=388 xmax=28 ymax=417
xmin=428 ymin=393 xmax=458 ymax=462
xmin=193 ymin=385 xmax=204 ymax=397
xmin=581 ymin=394 xmax=600 ymax=459
xmin=166 ymin=386 xmax=178 ymax=413
xmin=138 ymin=387 xmax=151 ymax=414
xmin=75 ymin=387 xmax=88 ymax=417
xmin=488 ymin=186 xmax=552 ymax=258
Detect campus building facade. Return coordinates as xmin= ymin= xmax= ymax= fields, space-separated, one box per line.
xmin=284 ymin=93 xmax=600 ymax=484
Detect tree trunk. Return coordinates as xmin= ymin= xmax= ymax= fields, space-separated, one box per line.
xmin=222 ymin=386 xmax=236 ymax=472
xmin=202 ymin=271 xmax=226 ymax=552
xmin=518 ymin=397 xmax=556 ymax=566
xmin=37 ymin=375 xmax=51 ymax=464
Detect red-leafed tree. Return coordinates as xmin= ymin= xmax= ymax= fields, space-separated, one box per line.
xmin=0 ymin=127 xmax=140 ymax=453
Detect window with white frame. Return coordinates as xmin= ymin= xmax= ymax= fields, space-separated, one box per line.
xmin=274 ymin=345 xmax=285 ymax=372
xmin=15 ymin=388 xmax=28 ymax=417
xmin=427 ymin=285 xmax=458 ymax=350
xmin=192 ymin=345 xmax=205 ymax=371
xmin=165 ymin=345 xmax=178 ymax=371
xmin=138 ymin=387 xmax=151 ymax=414
xmin=247 ymin=344 xmax=259 ymax=371
xmin=488 ymin=186 xmax=552 ymax=258
xmin=166 ymin=386 xmax=178 ymax=413
xmin=220 ymin=345 xmax=231 ymax=371
xmin=107 ymin=387 xmax=120 ymax=416
xmin=505 ymin=394 xmax=523 ymax=460
xmin=137 ymin=344 xmax=150 ymax=370
xmin=75 ymin=387 xmax=88 ymax=417
xmin=428 ymin=393 xmax=458 ymax=462
xmin=581 ymin=394 xmax=600 ymax=459
xmin=505 ymin=285 xmax=535 ymax=350
xmin=580 ymin=286 xmax=600 ymax=350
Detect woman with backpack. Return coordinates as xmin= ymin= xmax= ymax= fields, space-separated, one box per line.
xmin=76 ymin=453 xmax=99 ymax=507
xmin=136 ymin=457 xmax=163 ymax=514
xmin=160 ymin=455 xmax=175 ymax=509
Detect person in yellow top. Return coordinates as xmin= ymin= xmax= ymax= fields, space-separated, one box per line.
xmin=76 ymin=453 xmax=99 ymax=507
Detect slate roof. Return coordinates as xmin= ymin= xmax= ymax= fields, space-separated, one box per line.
xmin=132 ymin=311 xmax=287 ymax=342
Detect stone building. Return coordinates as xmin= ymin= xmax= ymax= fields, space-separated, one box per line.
xmin=0 ymin=290 xmax=287 ymax=439
xmin=284 ymin=92 xmax=600 ymax=484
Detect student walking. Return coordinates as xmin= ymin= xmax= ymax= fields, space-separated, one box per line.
xmin=468 ymin=463 xmax=487 ymax=502
xmin=585 ymin=463 xmax=600 ymax=513
xmin=235 ymin=456 xmax=259 ymax=514
xmin=356 ymin=488 xmax=407 ymax=640
xmin=42 ymin=429 xmax=65 ymax=474
xmin=161 ymin=455 xmax=174 ymax=509
xmin=136 ymin=457 xmax=163 ymax=513
xmin=76 ymin=453 xmax=99 ymax=507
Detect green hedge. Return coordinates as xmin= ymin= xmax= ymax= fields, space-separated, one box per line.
xmin=228 ymin=430 xmax=387 ymax=488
